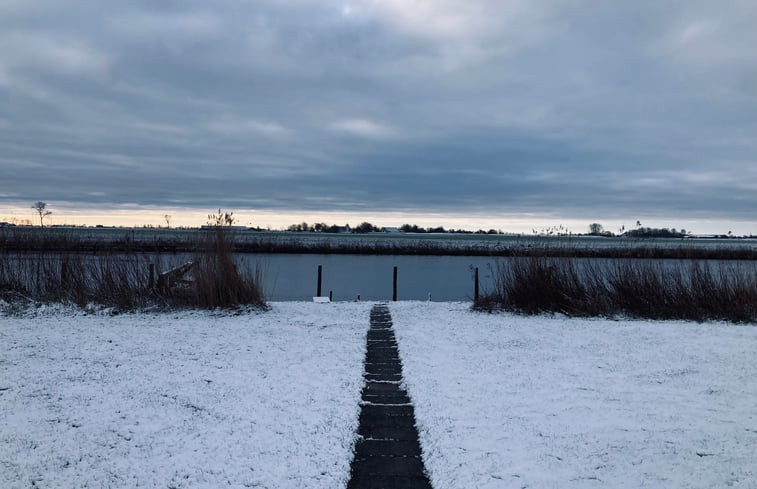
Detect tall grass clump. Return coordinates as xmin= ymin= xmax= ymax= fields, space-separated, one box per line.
xmin=476 ymin=256 xmax=757 ymax=323
xmin=180 ymin=224 xmax=265 ymax=309
xmin=0 ymin=220 xmax=266 ymax=311
xmin=0 ymin=252 xmax=153 ymax=310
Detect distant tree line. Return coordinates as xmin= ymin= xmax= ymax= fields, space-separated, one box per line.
xmin=284 ymin=221 xmax=506 ymax=234
xmin=399 ymin=224 xmax=503 ymax=234
xmin=287 ymin=222 xmax=352 ymax=233
xmin=586 ymin=223 xmax=689 ymax=238
xmin=623 ymin=227 xmax=688 ymax=238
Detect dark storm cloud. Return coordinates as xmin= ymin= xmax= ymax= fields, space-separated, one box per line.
xmin=1 ymin=0 xmax=756 ymax=222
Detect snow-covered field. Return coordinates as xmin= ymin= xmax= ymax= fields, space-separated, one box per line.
xmin=0 ymin=303 xmax=370 ymax=489
xmin=3 ymin=302 xmax=757 ymax=489
xmin=391 ymin=302 xmax=757 ymax=489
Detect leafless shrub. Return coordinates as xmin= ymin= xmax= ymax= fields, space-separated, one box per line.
xmin=167 ymin=224 xmax=265 ymax=309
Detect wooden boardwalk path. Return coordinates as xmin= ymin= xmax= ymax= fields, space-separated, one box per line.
xmin=347 ymin=304 xmax=433 ymax=489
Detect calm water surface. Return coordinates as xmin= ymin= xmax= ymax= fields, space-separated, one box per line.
xmin=252 ymin=254 xmax=496 ymax=301
xmin=7 ymin=251 xmax=755 ymax=302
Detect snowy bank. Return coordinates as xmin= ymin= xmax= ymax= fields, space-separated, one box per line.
xmin=4 ymin=301 xmax=757 ymax=489
xmin=391 ymin=302 xmax=757 ymax=489
xmin=0 ymin=302 xmax=371 ymax=489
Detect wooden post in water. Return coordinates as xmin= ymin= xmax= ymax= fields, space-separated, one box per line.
xmin=393 ymin=266 xmax=398 ymax=301
xmin=474 ymin=267 xmax=479 ymax=303
xmin=317 ymin=265 xmax=323 ymax=297
xmin=329 ymin=290 xmax=333 ymax=302
xmin=148 ymin=264 xmax=155 ymax=289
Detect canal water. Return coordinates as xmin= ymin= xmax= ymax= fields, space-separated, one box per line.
xmin=252 ymin=254 xmax=497 ymax=301
xmin=250 ymin=254 xmax=757 ymax=302
xmin=6 ymin=251 xmax=754 ymax=302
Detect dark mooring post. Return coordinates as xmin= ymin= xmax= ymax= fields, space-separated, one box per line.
xmin=393 ymin=266 xmax=398 ymax=301
xmin=317 ymin=265 xmax=323 ymax=297
xmin=474 ymin=267 xmax=480 ymax=302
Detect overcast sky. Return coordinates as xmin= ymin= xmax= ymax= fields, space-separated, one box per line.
xmin=1 ymin=1 xmax=756 ymax=232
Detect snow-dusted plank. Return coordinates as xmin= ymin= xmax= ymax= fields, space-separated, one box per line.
xmin=0 ymin=302 xmax=371 ymax=489
xmin=391 ymin=302 xmax=757 ymax=489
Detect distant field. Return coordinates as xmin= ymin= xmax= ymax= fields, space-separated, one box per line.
xmin=2 ymin=227 xmax=756 ymax=259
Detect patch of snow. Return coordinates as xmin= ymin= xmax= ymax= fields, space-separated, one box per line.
xmin=5 ymin=300 xmax=756 ymax=488
xmin=0 ymin=302 xmax=371 ymax=489
xmin=390 ymin=302 xmax=757 ymax=489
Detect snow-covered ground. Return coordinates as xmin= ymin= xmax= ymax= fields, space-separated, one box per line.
xmin=391 ymin=302 xmax=757 ymax=489
xmin=0 ymin=303 xmax=370 ymax=489
xmin=3 ymin=302 xmax=757 ymax=489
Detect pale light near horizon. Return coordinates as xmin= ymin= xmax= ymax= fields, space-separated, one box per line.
xmin=1 ymin=203 xmax=754 ymax=236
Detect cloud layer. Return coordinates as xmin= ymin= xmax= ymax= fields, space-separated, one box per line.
xmin=1 ymin=1 xmax=756 ymax=224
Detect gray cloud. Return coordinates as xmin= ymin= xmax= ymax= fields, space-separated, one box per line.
xmin=1 ymin=0 xmax=756 ymax=227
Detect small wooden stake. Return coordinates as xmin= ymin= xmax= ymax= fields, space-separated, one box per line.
xmin=474 ymin=267 xmax=479 ymax=302
xmin=317 ymin=264 xmax=323 ymax=297
xmin=393 ymin=266 xmax=398 ymax=301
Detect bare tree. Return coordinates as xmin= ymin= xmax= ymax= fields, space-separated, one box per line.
xmin=164 ymin=214 xmax=172 ymax=229
xmin=31 ymin=201 xmax=52 ymax=227
xmin=588 ymin=223 xmax=604 ymax=235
